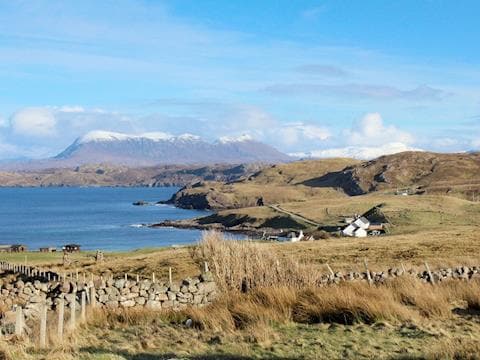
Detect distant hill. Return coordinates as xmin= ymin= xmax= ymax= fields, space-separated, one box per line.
xmin=167 ymin=151 xmax=480 ymax=210
xmin=301 ymin=151 xmax=480 ymax=199
xmin=0 ymin=163 xmax=265 ymax=187
xmin=51 ymin=131 xmax=292 ymax=167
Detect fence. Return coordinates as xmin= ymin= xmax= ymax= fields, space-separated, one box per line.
xmin=12 ymin=288 xmax=90 ymax=348
xmin=0 ymin=260 xmax=216 ymax=348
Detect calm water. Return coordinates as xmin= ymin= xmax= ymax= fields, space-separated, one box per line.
xmin=0 ymin=187 xmax=211 ymax=251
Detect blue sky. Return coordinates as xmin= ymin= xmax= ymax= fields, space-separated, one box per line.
xmin=0 ymin=0 xmax=479 ymax=159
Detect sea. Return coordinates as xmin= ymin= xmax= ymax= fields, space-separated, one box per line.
xmin=0 ymin=187 xmax=214 ymax=252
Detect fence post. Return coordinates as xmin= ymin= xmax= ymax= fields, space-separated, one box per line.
xmin=326 ymin=263 xmax=335 ymax=277
xmin=69 ymin=291 xmax=77 ymax=330
xmin=124 ymin=273 xmax=128 ymax=281
xmin=39 ymin=303 xmax=47 ymax=348
xmin=81 ymin=291 xmax=86 ymax=323
xmin=90 ymin=286 xmax=96 ymax=308
xmin=168 ymin=267 xmax=172 ymax=286
xmin=15 ymin=306 xmax=23 ymax=336
xmin=424 ymin=262 xmax=435 ymax=285
xmin=57 ymin=296 xmax=64 ymax=341
xmin=152 ymin=272 xmax=155 ymax=283
xmin=364 ymin=259 xmax=373 ymax=286
xmin=136 ymin=274 xmax=139 ymax=282
xmin=204 ymin=261 xmax=209 ymax=273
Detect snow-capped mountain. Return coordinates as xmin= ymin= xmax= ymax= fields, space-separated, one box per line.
xmin=52 ymin=130 xmax=291 ymax=166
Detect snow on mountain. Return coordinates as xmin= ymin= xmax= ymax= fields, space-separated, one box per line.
xmin=78 ymin=130 xmax=175 ymax=144
xmin=217 ymin=134 xmax=253 ymax=144
xmin=53 ymin=130 xmax=291 ymax=166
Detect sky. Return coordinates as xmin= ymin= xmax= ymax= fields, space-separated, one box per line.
xmin=0 ymin=0 xmax=479 ymax=160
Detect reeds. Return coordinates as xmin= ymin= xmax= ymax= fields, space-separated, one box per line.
xmin=192 ymin=231 xmax=322 ymax=291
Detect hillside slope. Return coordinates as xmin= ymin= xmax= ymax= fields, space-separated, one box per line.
xmin=167 ymin=158 xmax=358 ymax=209
xmin=302 ymin=151 xmax=480 ymax=200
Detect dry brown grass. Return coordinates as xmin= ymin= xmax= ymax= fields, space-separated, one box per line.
xmin=192 ymin=231 xmax=322 ymax=291
xmin=292 ymin=283 xmax=414 ymax=325
xmin=387 ymin=277 xmax=452 ymax=318
xmin=187 ymin=233 xmax=480 ymax=332
xmin=184 ymin=278 xmax=480 ymax=334
xmin=428 ymin=338 xmax=480 ymax=360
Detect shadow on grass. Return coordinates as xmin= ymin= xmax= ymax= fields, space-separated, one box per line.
xmin=79 ymin=346 xmax=294 ymax=360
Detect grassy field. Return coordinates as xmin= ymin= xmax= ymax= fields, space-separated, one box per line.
xmin=2 ymin=232 xmax=480 ymax=359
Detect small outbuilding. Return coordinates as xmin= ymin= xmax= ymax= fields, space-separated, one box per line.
xmin=39 ymin=247 xmax=57 ymax=253
xmin=0 ymin=244 xmax=27 ymax=252
xmin=62 ymin=244 xmax=81 ymax=253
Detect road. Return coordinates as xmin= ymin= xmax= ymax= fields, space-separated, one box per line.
xmin=267 ymin=204 xmax=321 ymax=227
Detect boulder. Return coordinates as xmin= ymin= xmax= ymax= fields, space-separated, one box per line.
xmin=114 ymin=279 xmax=126 ymax=289
xmin=120 ymin=300 xmax=136 ymax=307
xmin=145 ymin=300 xmax=161 ymax=309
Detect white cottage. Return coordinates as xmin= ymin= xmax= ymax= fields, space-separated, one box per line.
xmin=342 ymin=217 xmax=370 ymax=237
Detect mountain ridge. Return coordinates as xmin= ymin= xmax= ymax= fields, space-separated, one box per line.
xmin=0 ymin=131 xmax=292 ymax=170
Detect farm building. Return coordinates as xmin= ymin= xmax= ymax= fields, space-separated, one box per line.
xmin=342 ymin=217 xmax=370 ymax=238
xmin=0 ymin=244 xmax=27 ymax=252
xmin=342 ymin=205 xmax=390 ymax=237
xmin=62 ymin=244 xmax=81 ymax=253
xmin=39 ymin=247 xmax=57 ymax=253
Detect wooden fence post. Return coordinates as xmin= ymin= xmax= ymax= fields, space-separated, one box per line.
xmin=69 ymin=291 xmax=76 ymax=330
xmin=326 ymin=263 xmax=335 ymax=277
xmin=425 ymin=262 xmax=435 ymax=285
xmin=152 ymin=272 xmax=155 ymax=283
xmin=39 ymin=303 xmax=47 ymax=348
xmin=90 ymin=286 xmax=96 ymax=308
xmin=136 ymin=274 xmax=139 ymax=282
xmin=168 ymin=267 xmax=172 ymax=285
xmin=15 ymin=307 xmax=23 ymax=336
xmin=57 ymin=296 xmax=64 ymax=341
xmin=364 ymin=259 xmax=373 ymax=286
xmin=81 ymin=292 xmax=86 ymax=323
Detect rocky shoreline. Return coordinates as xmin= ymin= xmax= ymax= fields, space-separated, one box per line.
xmin=149 ymin=219 xmax=280 ymax=237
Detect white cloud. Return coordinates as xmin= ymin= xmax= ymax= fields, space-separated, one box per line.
xmin=289 ymin=113 xmax=422 ymax=159
xmin=276 ymin=123 xmax=331 ymax=146
xmin=345 ymin=112 xmax=414 ymax=146
xmin=57 ymin=105 xmax=85 ymax=113
xmin=291 ymin=142 xmax=423 ymax=160
xmin=11 ymin=107 xmax=57 ymax=137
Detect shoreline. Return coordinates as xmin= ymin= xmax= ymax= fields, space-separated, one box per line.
xmin=149 ymin=219 xmax=280 ymax=237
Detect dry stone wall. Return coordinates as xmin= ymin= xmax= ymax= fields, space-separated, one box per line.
xmin=2 ymin=262 xmax=480 ymax=321
xmin=0 ymin=270 xmax=217 ymax=319
xmin=320 ymin=265 xmax=480 ymax=285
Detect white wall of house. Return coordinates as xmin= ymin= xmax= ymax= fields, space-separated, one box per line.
xmin=354 ymin=228 xmax=367 ymax=237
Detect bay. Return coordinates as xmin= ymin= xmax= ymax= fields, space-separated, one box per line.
xmin=0 ymin=187 xmax=210 ymax=251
